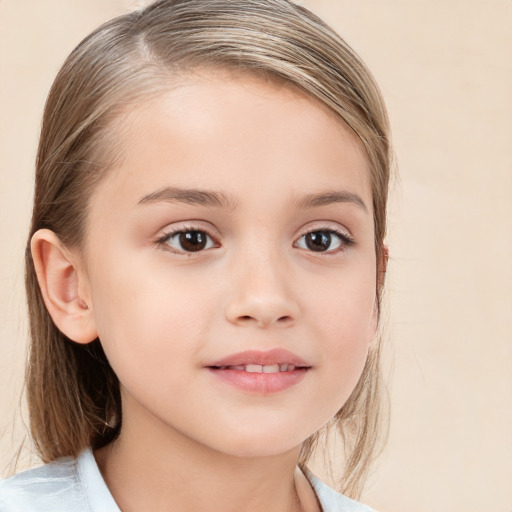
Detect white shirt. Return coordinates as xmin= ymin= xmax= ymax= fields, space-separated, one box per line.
xmin=0 ymin=448 xmax=375 ymax=511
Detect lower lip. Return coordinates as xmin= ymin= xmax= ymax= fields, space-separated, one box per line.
xmin=207 ymin=368 xmax=308 ymax=394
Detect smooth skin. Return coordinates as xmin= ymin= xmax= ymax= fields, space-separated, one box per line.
xmin=32 ymin=71 xmax=382 ymax=512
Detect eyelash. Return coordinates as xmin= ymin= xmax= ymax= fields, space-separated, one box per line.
xmin=155 ymin=225 xmax=355 ymax=256
xmin=295 ymin=227 xmax=355 ymax=255
xmin=155 ymin=225 xmax=220 ymax=255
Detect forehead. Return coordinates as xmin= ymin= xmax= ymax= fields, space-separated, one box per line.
xmin=89 ymin=71 xmax=372 ymax=216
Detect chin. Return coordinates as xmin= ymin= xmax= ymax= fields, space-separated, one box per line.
xmin=205 ymin=427 xmax=307 ymax=459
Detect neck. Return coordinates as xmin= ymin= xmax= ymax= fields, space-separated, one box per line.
xmin=94 ymin=399 xmax=320 ymax=512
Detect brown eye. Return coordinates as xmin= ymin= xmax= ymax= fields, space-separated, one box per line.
xmin=295 ymin=229 xmax=352 ymax=253
xmin=304 ymin=231 xmax=335 ymax=252
xmin=164 ymin=230 xmax=216 ymax=253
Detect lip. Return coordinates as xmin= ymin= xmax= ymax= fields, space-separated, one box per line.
xmin=208 ymin=348 xmax=310 ymax=368
xmin=206 ymin=349 xmax=311 ymax=395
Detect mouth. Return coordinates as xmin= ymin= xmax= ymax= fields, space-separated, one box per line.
xmin=207 ymin=348 xmax=310 ymax=368
xmin=206 ymin=349 xmax=311 ymax=394
xmin=210 ymin=363 xmax=300 ymax=373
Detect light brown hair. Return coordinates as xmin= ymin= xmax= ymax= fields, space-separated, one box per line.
xmin=25 ymin=0 xmax=391 ymax=499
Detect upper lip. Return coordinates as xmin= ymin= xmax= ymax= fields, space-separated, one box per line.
xmin=208 ymin=349 xmax=310 ymax=368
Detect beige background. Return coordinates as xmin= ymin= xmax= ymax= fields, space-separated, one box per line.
xmin=1 ymin=1 xmax=511 ymax=511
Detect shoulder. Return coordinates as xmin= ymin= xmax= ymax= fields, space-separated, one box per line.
xmin=0 ymin=448 xmax=119 ymax=512
xmin=0 ymin=455 xmax=88 ymax=512
xmin=304 ymin=469 xmax=376 ymax=512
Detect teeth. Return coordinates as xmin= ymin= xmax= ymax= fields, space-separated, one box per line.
xmin=223 ymin=364 xmax=298 ymax=373
xmin=245 ymin=364 xmax=263 ymax=373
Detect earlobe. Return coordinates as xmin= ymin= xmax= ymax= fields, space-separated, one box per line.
xmin=31 ymin=229 xmax=98 ymax=344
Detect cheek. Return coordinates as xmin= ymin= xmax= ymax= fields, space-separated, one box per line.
xmin=87 ymin=256 xmax=215 ymax=370
xmin=309 ymin=266 xmax=377 ymax=384
xmin=310 ymin=265 xmax=377 ymax=336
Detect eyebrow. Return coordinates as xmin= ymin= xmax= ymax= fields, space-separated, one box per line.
xmin=138 ymin=187 xmax=237 ymax=209
xmin=138 ymin=186 xmax=368 ymax=212
xmin=295 ymin=191 xmax=368 ymax=212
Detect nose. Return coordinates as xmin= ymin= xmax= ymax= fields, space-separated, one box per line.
xmin=224 ymin=249 xmax=300 ymax=329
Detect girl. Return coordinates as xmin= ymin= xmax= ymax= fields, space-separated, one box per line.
xmin=0 ymin=0 xmax=391 ymax=511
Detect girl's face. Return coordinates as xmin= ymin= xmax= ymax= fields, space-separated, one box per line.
xmin=79 ymin=71 xmax=379 ymax=457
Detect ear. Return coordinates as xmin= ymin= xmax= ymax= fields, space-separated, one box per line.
xmin=31 ymin=229 xmax=98 ymax=344
xmin=377 ymin=245 xmax=389 ymax=294
xmin=369 ymin=244 xmax=389 ymax=342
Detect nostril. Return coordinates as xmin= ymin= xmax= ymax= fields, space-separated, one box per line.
xmin=235 ymin=314 xmax=293 ymax=326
